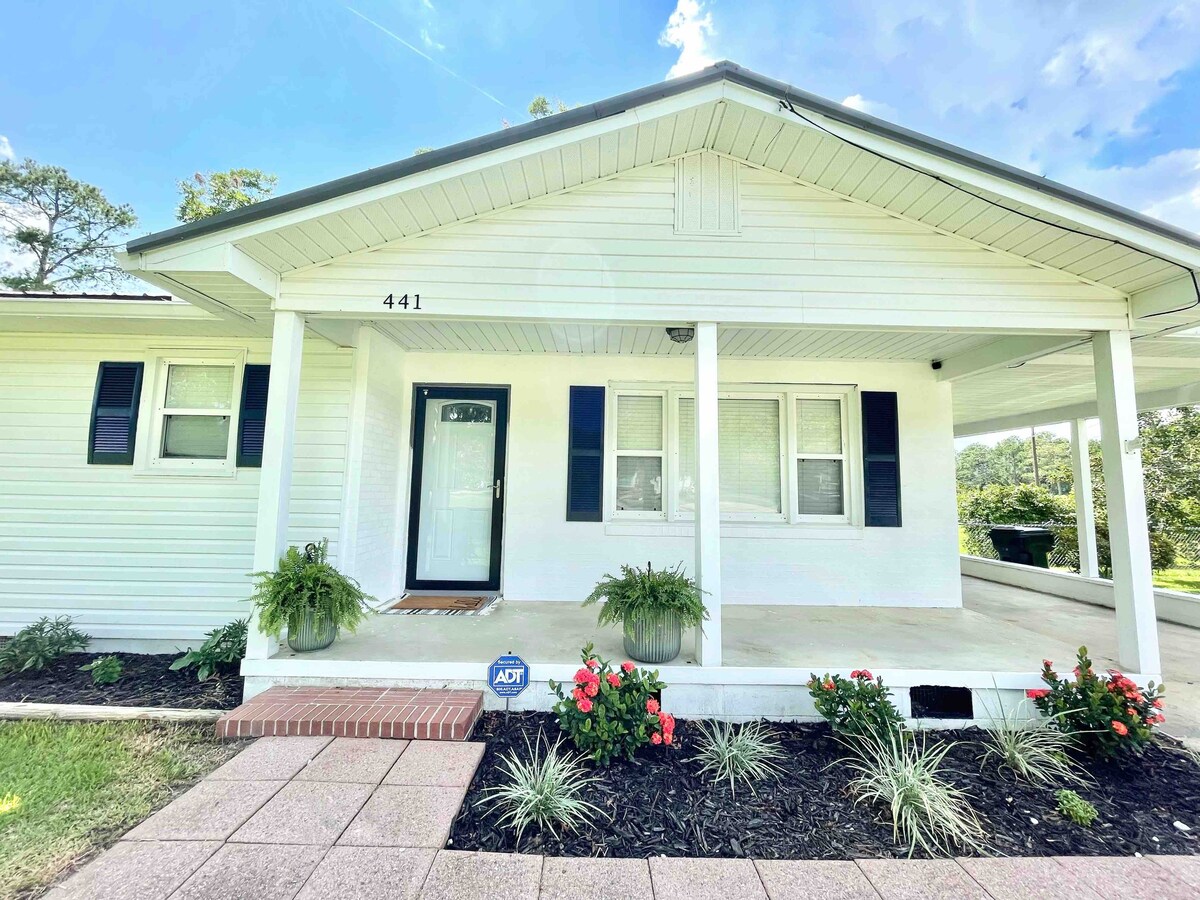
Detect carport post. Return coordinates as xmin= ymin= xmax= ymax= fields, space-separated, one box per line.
xmin=693 ymin=321 xmax=722 ymax=666
xmin=1093 ymin=330 xmax=1161 ymax=675
xmin=247 ymin=310 xmax=306 ymax=662
xmin=1070 ymin=418 xmax=1100 ymax=579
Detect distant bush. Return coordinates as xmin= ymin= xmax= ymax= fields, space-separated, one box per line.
xmin=0 ymin=617 xmax=90 ymax=678
xmin=171 ymin=619 xmax=247 ymax=681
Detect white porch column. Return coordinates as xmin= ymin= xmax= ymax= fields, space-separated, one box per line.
xmin=1069 ymin=418 xmax=1100 ymax=579
xmin=247 ymin=310 xmax=306 ymax=660
xmin=693 ymin=322 xmax=722 ymax=666
xmin=1093 ymin=330 xmax=1160 ymax=675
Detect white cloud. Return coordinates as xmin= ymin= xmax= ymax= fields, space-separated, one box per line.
xmin=419 ymin=27 xmax=444 ymax=51
xmin=656 ymin=1 xmax=1200 ymax=236
xmin=841 ymin=94 xmax=895 ymax=119
xmin=0 ymin=135 xmax=12 ymax=160
xmin=659 ymin=0 xmax=716 ymax=79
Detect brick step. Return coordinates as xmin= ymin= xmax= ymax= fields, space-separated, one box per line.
xmin=215 ymin=686 xmax=483 ymax=741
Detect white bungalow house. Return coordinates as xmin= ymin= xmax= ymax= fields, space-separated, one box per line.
xmin=5 ymin=62 xmax=1200 ymax=719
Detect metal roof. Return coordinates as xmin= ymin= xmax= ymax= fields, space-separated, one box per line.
xmin=127 ymin=61 xmax=1200 ymax=258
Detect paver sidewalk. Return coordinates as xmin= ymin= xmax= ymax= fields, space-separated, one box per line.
xmin=47 ymin=736 xmax=1199 ymax=899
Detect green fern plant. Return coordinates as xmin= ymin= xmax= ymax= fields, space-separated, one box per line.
xmin=583 ymin=562 xmax=707 ymax=629
xmin=249 ymin=541 xmax=373 ymax=638
xmin=1055 ymin=789 xmax=1098 ymax=827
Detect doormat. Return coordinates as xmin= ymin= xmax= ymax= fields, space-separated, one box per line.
xmin=384 ymin=595 xmax=499 ymax=616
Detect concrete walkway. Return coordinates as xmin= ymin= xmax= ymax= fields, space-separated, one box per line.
xmin=47 ymin=735 xmax=1200 ymax=899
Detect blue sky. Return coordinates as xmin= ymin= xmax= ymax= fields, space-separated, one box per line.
xmin=3 ymin=1 xmax=1200 ymax=242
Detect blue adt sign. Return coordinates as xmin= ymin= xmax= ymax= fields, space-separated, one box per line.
xmin=488 ymin=654 xmax=529 ymax=698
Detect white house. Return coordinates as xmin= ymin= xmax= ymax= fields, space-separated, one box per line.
xmin=5 ymin=62 xmax=1200 ymax=718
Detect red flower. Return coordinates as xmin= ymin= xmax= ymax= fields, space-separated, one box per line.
xmin=850 ymin=670 xmax=861 ymax=679
xmin=584 ymin=681 xmax=598 ymax=697
xmin=607 ymin=673 xmax=621 ymax=687
xmin=622 ymin=661 xmax=635 ymax=673
xmin=1111 ymin=720 xmax=1128 ymax=736
xmin=663 ymin=731 xmax=674 ymax=745
xmin=650 ymin=732 xmax=662 ymax=745
xmin=1127 ymin=707 xmax=1138 ymax=717
xmin=574 ymin=667 xmax=591 ymax=684
xmin=1153 ymin=698 xmax=1164 ymax=709
xmin=576 ymin=698 xmax=593 ymax=713
xmin=823 ymin=680 xmax=835 ymax=691
xmin=859 ymin=669 xmax=873 ymax=681
xmin=1025 ymin=689 xmax=1050 ymax=700
xmin=572 ymin=687 xmax=585 ymax=701
xmin=585 ymin=658 xmax=600 ymax=669
xmin=1042 ymin=659 xmax=1053 ymax=668
xmin=646 ymin=698 xmax=659 ymax=714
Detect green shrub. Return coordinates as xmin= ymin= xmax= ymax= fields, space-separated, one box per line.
xmin=170 ymin=619 xmax=247 ymax=681
xmin=79 ymin=655 xmax=123 ymax=686
xmin=980 ymin=698 xmax=1085 ymax=786
xmin=0 ymin=617 xmax=90 ymax=678
xmin=548 ymin=643 xmax=671 ymax=765
xmin=1031 ymin=647 xmax=1165 ymax=758
xmin=479 ymin=732 xmax=607 ymax=843
xmin=249 ymin=540 xmax=373 ymax=639
xmin=692 ymin=720 xmax=784 ymax=797
xmin=1055 ymin=789 xmax=1098 ymax=826
xmin=808 ymin=669 xmax=905 ymax=743
xmin=844 ymin=729 xmax=986 ymax=857
xmin=583 ymin=562 xmax=707 ymax=631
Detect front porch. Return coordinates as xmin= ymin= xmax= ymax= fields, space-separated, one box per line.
xmin=240 ymin=576 xmax=1175 ymax=723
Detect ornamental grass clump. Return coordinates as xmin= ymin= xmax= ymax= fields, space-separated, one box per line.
xmin=1031 ymin=647 xmax=1165 ymax=757
xmin=844 ymin=728 xmax=987 ymax=857
xmin=693 ymin=720 xmax=784 ymax=797
xmin=980 ymin=698 xmax=1086 ymax=787
xmin=808 ymin=669 xmax=905 ymax=744
xmin=548 ymin=643 xmax=673 ymax=765
xmin=249 ymin=540 xmax=372 ymax=640
xmin=479 ymin=731 xmax=607 ymax=844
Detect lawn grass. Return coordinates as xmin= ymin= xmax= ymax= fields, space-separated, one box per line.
xmin=0 ymin=720 xmax=242 ymax=899
xmin=1153 ymin=567 xmax=1200 ymax=595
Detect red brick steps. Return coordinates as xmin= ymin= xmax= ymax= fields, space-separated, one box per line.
xmin=215 ymin=686 xmax=483 ymax=741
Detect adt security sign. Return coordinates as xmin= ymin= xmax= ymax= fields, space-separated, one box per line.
xmin=487 ymin=654 xmax=529 ymax=699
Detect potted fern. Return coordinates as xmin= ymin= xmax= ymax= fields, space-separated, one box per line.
xmin=249 ymin=540 xmax=374 ymax=652
xmin=583 ymin=562 xmax=707 ymax=664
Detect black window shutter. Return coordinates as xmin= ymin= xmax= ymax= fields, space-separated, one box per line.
xmin=566 ymin=386 xmax=604 ymax=521
xmin=862 ymin=391 xmax=901 ymax=527
xmin=88 ymin=362 xmax=143 ymax=465
xmin=237 ymin=365 xmax=270 ymax=467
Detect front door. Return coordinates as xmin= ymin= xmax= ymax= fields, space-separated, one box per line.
xmin=406 ymin=385 xmax=508 ymax=592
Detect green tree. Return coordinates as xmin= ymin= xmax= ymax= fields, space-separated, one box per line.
xmin=0 ymin=158 xmax=136 ymax=290
xmin=176 ymin=168 xmax=278 ymax=223
xmin=528 ymin=95 xmax=568 ymax=119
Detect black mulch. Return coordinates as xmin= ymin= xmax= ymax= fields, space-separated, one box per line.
xmin=0 ymin=652 xmax=242 ymax=710
xmin=449 ymin=712 xmax=1200 ymax=860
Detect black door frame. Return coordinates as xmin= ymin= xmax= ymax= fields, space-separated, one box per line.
xmin=405 ymin=384 xmax=509 ymax=592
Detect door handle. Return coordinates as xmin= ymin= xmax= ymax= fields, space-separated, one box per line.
xmin=494 ymin=478 xmax=503 ymax=499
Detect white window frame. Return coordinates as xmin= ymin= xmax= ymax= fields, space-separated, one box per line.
xmin=606 ymin=389 xmax=668 ymax=520
xmin=606 ymin=382 xmax=860 ymax=528
xmin=788 ymin=389 xmax=855 ymax=526
xmin=137 ymin=350 xmax=245 ymax=476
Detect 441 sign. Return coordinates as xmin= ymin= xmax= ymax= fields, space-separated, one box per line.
xmin=382 ymin=293 xmax=421 ymax=310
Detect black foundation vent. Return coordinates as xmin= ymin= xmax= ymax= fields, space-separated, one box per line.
xmin=910 ymin=685 xmax=973 ymax=719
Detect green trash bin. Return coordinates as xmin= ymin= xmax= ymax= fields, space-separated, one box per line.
xmin=989 ymin=525 xmax=1055 ymax=569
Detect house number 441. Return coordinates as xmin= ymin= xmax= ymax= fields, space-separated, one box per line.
xmin=382 ymin=293 xmax=421 ymax=310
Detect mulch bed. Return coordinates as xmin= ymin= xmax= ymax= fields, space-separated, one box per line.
xmin=449 ymin=712 xmax=1200 ymax=859
xmin=0 ymin=652 xmax=242 ymax=710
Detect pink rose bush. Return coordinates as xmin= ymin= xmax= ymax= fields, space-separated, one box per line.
xmin=1032 ymin=647 xmax=1165 ymax=757
xmin=549 ymin=642 xmax=671 ymax=764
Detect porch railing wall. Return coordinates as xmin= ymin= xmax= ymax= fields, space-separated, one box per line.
xmin=959 ymin=521 xmax=1200 ymax=572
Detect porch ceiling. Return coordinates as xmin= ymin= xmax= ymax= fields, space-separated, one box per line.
xmin=370 ymin=320 xmax=1002 ymax=360
xmin=953 ymin=331 xmax=1200 ymax=434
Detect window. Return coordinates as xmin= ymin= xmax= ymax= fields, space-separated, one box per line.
xmin=142 ymin=353 xmax=244 ymax=474
xmin=613 ymin=393 xmax=664 ymax=514
xmin=609 ymin=384 xmax=854 ymax=525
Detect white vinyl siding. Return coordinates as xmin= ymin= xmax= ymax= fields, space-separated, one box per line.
xmin=0 ymin=332 xmax=353 ymax=645
xmin=281 ymin=163 xmax=1129 ymax=332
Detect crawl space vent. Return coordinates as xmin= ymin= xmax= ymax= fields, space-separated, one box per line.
xmin=910 ymin=685 xmax=973 ymax=719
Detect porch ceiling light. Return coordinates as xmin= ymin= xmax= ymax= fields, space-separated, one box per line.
xmin=666 ymin=326 xmax=695 ymax=344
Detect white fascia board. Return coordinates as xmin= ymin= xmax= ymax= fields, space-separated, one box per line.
xmin=934 ymin=335 xmax=1090 ymax=382
xmin=128 ymin=269 xmax=257 ymax=324
xmin=124 ymin=87 xmax=729 ymax=269
xmin=954 ymin=379 xmax=1200 ymax=436
xmin=727 ymin=83 xmax=1200 ymax=273
xmin=0 ymin=297 xmax=214 ymax=321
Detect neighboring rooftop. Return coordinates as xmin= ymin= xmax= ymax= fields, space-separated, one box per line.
xmin=0 ymin=291 xmax=173 ymax=302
